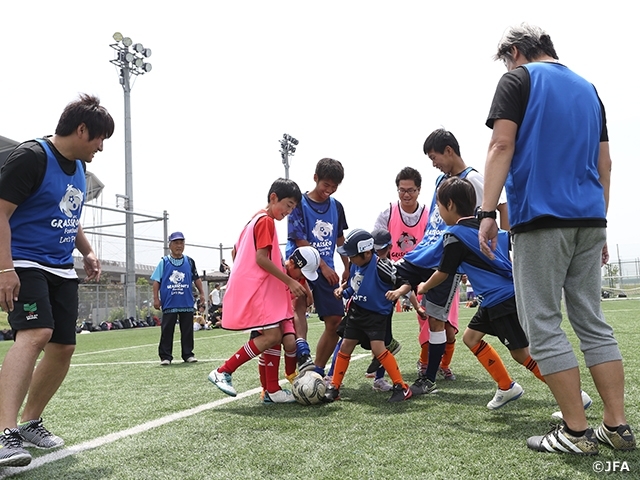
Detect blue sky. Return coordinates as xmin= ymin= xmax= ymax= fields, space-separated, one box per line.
xmin=1 ymin=1 xmax=637 ymax=272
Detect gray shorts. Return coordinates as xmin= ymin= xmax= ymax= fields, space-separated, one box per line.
xmin=512 ymin=227 xmax=621 ymax=375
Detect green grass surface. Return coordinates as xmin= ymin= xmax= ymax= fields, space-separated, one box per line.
xmin=0 ymin=300 xmax=638 ymax=479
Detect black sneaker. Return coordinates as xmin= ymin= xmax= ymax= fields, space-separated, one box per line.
xmin=527 ymin=424 xmax=599 ymax=455
xmin=410 ymin=375 xmax=438 ymax=395
xmin=297 ymin=354 xmax=315 ymax=373
xmin=322 ymin=385 xmax=340 ymax=403
xmin=366 ymin=338 xmax=402 ymax=374
xmin=595 ymin=423 xmax=636 ymax=450
xmin=366 ymin=357 xmax=382 ymax=375
xmin=0 ymin=428 xmax=32 ymax=467
xmin=388 ymin=383 xmax=413 ymax=403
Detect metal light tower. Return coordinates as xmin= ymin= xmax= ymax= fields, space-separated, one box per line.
xmin=279 ymin=133 xmax=299 ymax=179
xmin=109 ymin=32 xmax=152 ymax=320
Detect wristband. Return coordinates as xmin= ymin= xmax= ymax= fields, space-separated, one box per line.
xmin=475 ymin=207 xmax=497 ymax=220
xmin=0 ymin=268 xmax=16 ymax=274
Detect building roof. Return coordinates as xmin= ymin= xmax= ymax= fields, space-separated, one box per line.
xmin=0 ymin=135 xmax=19 ymax=167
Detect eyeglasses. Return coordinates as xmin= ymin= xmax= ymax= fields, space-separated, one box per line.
xmin=397 ymin=188 xmax=418 ymax=195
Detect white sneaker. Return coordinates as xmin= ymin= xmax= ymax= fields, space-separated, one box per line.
xmin=372 ymin=378 xmax=393 ymax=392
xmin=185 ymin=356 xmax=198 ymax=363
xmin=266 ymin=389 xmax=296 ymax=403
xmin=208 ymin=369 xmax=237 ymax=397
xmin=552 ymin=390 xmax=593 ymax=419
xmin=487 ymin=382 xmax=524 ymax=410
xmin=160 ymin=359 xmax=171 ymax=366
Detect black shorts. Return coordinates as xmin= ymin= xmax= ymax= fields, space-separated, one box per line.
xmin=396 ymin=260 xmax=460 ymax=322
xmin=342 ymin=302 xmax=388 ymax=346
xmin=467 ymin=296 xmax=528 ymax=351
xmin=8 ymin=268 xmax=79 ymax=345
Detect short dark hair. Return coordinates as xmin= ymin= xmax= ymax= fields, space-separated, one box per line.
xmin=395 ymin=166 xmax=422 ymax=188
xmin=55 ymin=94 xmax=115 ymax=140
xmin=495 ymin=23 xmax=559 ymax=64
xmin=315 ymin=158 xmax=344 ymax=184
xmin=423 ymin=129 xmax=461 ymax=157
xmin=268 ymin=178 xmax=302 ymax=204
xmin=436 ymin=177 xmax=475 ymax=217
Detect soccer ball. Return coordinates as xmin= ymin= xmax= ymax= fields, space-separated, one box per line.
xmin=292 ymin=371 xmax=326 ymax=405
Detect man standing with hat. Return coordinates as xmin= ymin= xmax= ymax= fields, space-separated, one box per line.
xmin=152 ymin=231 xmax=205 ymax=365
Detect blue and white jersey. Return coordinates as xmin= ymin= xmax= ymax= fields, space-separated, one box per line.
xmin=342 ymin=255 xmax=398 ymax=315
xmin=153 ymin=255 xmax=196 ymax=311
xmin=286 ymin=194 xmax=339 ymax=270
xmin=402 ymin=235 xmax=445 ymax=270
xmin=10 ymin=138 xmax=85 ymax=268
xmin=445 ymin=224 xmax=513 ymax=308
xmin=422 ymin=167 xmax=476 ymax=248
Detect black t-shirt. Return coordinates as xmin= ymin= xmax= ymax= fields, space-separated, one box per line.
xmin=486 ymin=64 xmax=608 ymax=142
xmin=0 ymin=137 xmax=85 ymax=206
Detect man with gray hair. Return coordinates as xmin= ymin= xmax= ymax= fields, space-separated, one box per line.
xmin=478 ymin=23 xmax=635 ymax=455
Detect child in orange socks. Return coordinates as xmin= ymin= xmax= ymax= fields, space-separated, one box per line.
xmin=416 ymin=177 xmax=591 ymax=410
xmin=323 ymin=229 xmax=412 ymax=403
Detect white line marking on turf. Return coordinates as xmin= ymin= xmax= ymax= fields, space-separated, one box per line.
xmin=0 ymin=353 xmax=370 ymax=478
xmin=70 ymin=359 xmax=231 ymax=367
xmin=72 ymin=330 xmax=249 ymax=357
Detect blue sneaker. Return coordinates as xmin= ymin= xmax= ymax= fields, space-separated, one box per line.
xmin=208 ymin=369 xmax=237 ymax=397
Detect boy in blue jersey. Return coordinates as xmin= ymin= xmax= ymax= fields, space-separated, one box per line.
xmin=286 ymin=158 xmax=349 ymax=377
xmin=417 ymin=177 xmax=592 ymax=411
xmin=323 ymin=229 xmax=412 ymax=403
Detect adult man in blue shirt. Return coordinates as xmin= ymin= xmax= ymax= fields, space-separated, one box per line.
xmin=479 ymin=23 xmax=635 ymax=455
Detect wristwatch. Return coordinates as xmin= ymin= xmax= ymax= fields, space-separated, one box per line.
xmin=475 ymin=207 xmax=497 ymax=220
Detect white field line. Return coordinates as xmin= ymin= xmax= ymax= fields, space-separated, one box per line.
xmin=0 ymin=353 xmax=370 ymax=479
xmin=72 ymin=329 xmax=250 ymax=357
xmin=70 ymin=359 xmax=233 ymax=367
xmin=71 ymin=319 xmax=333 ymax=357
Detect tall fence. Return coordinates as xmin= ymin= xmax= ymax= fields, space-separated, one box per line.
xmin=79 ymin=284 xmax=156 ymax=325
xmin=602 ymin=258 xmax=640 ymax=298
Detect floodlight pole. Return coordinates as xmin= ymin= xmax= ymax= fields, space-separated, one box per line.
xmin=122 ymin=68 xmax=136 ymax=321
xmin=110 ymin=33 xmax=152 ymax=320
xmin=279 ymin=134 xmax=299 ymax=179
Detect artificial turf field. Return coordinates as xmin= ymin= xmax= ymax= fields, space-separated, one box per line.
xmin=1 ymin=299 xmax=638 ymax=479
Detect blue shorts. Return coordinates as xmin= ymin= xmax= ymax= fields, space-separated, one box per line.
xmin=309 ymin=276 xmax=344 ymax=321
xmin=8 ymin=268 xmax=79 ymax=345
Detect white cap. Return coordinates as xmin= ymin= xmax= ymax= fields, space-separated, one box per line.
xmin=291 ymin=246 xmax=320 ymax=281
